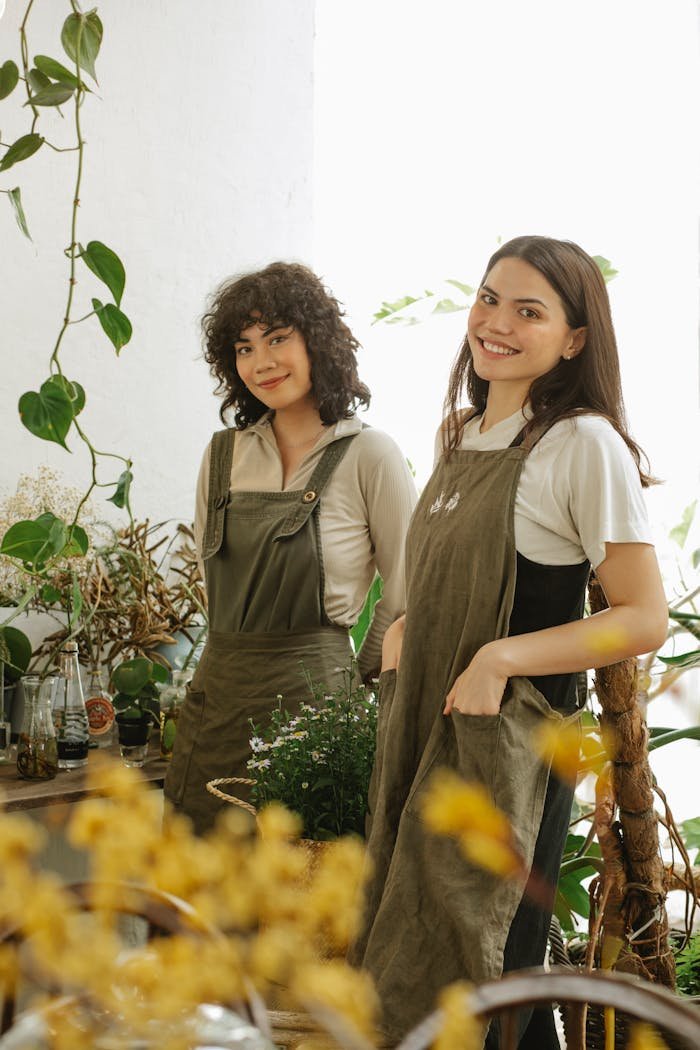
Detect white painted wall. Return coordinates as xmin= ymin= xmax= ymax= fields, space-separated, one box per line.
xmin=1 ymin=0 xmax=315 ymax=525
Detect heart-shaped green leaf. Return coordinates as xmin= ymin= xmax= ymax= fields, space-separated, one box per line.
xmin=80 ymin=241 xmax=125 ymax=305
xmin=27 ymin=68 xmax=52 ymax=94
xmin=0 ymin=513 xmax=68 ymax=569
xmin=46 ymin=374 xmax=85 ymax=416
xmin=65 ymin=524 xmax=89 ymax=557
xmin=112 ymin=657 xmax=153 ymax=697
xmin=0 ymin=626 xmax=32 ymax=682
xmin=0 ymin=60 xmax=19 ymax=100
xmin=61 ymin=11 xmax=103 ymax=83
xmin=25 ymin=82 xmax=75 ymax=107
xmin=92 ymin=298 xmax=132 ymax=352
xmin=8 ymin=187 xmax=31 ymax=240
xmin=34 ymin=54 xmax=82 ymax=89
xmin=107 ymin=469 xmax=133 ymax=509
xmin=19 ymin=377 xmax=76 ymax=449
xmin=0 ymin=133 xmax=44 ymax=173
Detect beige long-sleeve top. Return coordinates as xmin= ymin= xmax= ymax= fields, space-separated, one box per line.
xmin=194 ymin=413 xmax=418 ymax=678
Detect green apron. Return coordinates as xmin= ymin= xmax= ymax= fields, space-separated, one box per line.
xmin=164 ymin=428 xmax=356 ymax=834
xmin=352 ymin=420 xmax=582 ymax=1044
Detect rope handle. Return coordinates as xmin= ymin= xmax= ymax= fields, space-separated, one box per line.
xmin=206 ymin=776 xmax=257 ymax=816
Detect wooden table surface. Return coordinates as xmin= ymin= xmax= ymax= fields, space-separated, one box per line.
xmin=0 ymin=743 xmax=168 ymax=812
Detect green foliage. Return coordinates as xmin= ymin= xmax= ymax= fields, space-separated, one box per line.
xmin=80 ymin=241 xmax=126 ymax=306
xmin=92 ymin=298 xmax=132 ymax=352
xmin=8 ymin=187 xmax=31 ymax=240
xmin=555 ymin=832 xmax=604 ymax=933
xmin=34 ymin=54 xmax=84 ymax=90
xmin=0 ymin=59 xmax=20 ymax=100
xmin=107 ymin=470 xmax=134 ymax=509
xmin=350 ymin=575 xmax=383 ymax=652
xmin=24 ymin=83 xmax=75 ymax=107
xmin=249 ymin=666 xmax=377 ymax=839
xmin=670 ymin=500 xmax=697 ymax=549
xmin=0 ymin=132 xmax=44 ymax=172
xmin=592 ymin=255 xmax=618 ymax=283
xmin=0 ymin=625 xmax=32 ymax=682
xmin=0 ymin=512 xmax=87 ymax=571
xmin=112 ymin=656 xmax=167 ymax=720
xmin=19 ymin=378 xmax=77 ymax=449
xmin=61 ymin=11 xmax=103 ymax=83
xmin=678 ymin=816 xmax=700 ymax=862
xmin=675 ymin=932 xmax=700 ymax=996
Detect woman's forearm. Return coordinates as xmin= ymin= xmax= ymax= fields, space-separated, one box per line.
xmin=486 ymin=603 xmax=668 ymax=680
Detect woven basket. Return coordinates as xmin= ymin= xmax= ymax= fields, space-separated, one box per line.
xmin=205 ymin=776 xmax=331 ymax=872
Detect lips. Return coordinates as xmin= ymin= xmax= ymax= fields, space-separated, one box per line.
xmin=258 ymin=375 xmax=289 ymax=390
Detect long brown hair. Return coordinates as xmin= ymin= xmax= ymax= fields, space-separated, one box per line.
xmin=202 ymin=262 xmax=370 ymax=427
xmin=443 ymin=236 xmax=653 ymax=485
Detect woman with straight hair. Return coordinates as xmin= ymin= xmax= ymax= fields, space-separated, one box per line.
xmin=164 ymin=262 xmax=417 ymax=835
xmin=351 ymin=236 xmax=668 ymax=1048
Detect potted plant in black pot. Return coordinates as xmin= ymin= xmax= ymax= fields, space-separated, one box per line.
xmin=111 ymin=657 xmax=167 ymax=767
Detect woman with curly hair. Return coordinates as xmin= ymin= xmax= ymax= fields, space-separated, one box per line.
xmin=164 ymin=262 xmax=417 ymax=833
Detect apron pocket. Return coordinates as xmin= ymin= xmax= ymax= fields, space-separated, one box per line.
xmin=450 ymin=710 xmax=502 ymax=793
xmin=163 ymin=688 xmax=206 ymax=806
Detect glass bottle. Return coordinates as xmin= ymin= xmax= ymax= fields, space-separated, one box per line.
xmin=53 ymin=641 xmax=89 ymax=769
xmin=159 ymin=669 xmax=188 ymax=760
xmin=17 ymin=675 xmax=59 ymax=780
xmin=0 ymin=661 xmax=11 ymax=762
xmin=85 ymin=668 xmax=115 ymax=748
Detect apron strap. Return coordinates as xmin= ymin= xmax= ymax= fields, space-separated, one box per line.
xmin=509 ymin=421 xmax=552 ymax=452
xmin=274 ymin=434 xmax=358 ymax=541
xmin=201 ymin=428 xmax=235 ymax=560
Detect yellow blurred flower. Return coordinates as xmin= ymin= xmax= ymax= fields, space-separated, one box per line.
xmin=533 ymin=720 xmax=614 ymax=782
xmin=433 ymin=981 xmax=484 ymax=1050
xmin=257 ymin=801 xmax=303 ymax=841
xmin=293 ymin=960 xmax=379 ymax=1041
xmin=421 ymin=770 xmax=524 ymax=879
xmin=587 ymin=622 xmax=630 ymax=659
xmin=627 ymin=1024 xmax=670 ymax=1050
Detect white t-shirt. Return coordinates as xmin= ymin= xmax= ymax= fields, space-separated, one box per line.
xmin=434 ymin=408 xmax=653 ymax=569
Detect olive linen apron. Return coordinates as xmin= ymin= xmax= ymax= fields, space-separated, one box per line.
xmin=164 ymin=428 xmax=356 ymax=835
xmin=352 ymin=421 xmax=586 ymax=1046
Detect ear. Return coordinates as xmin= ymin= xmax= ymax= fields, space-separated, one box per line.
xmin=563 ymin=326 xmax=587 ymax=360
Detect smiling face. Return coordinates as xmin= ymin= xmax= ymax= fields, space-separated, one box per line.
xmin=233 ymin=319 xmax=314 ymax=412
xmin=467 ymin=257 xmax=587 ymax=402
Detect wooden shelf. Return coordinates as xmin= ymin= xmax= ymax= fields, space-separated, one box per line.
xmin=0 ymin=743 xmax=168 ymax=812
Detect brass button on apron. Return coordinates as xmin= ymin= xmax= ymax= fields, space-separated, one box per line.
xmin=302 ymin=490 xmax=317 ymax=503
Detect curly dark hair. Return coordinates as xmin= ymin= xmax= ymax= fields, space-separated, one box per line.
xmin=201 ymin=262 xmax=371 ymax=427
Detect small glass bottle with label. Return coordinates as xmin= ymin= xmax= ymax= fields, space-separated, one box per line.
xmin=53 ymin=641 xmax=89 ymax=769
xmin=85 ymin=667 xmax=116 ymax=748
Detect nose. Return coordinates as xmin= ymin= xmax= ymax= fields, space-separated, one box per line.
xmin=254 ymin=344 xmax=277 ymax=373
xmin=486 ymin=305 xmax=512 ymax=335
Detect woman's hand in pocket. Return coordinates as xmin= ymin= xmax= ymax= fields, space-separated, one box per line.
xmin=381 ymin=615 xmax=406 ymax=672
xmin=444 ymin=642 xmax=508 ymax=716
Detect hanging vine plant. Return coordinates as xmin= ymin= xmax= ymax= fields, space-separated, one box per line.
xmin=0 ymin=1 xmax=134 ymax=674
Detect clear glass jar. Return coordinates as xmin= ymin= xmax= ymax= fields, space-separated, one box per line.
xmin=159 ymin=669 xmax=188 ymax=760
xmin=16 ymin=676 xmax=59 ymax=780
xmin=85 ymin=668 xmax=115 ymax=748
xmin=53 ymin=641 xmax=89 ymax=769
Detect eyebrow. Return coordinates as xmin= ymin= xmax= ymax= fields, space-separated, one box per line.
xmin=482 ymin=283 xmax=549 ymax=310
xmin=234 ymin=323 xmax=289 ymax=344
